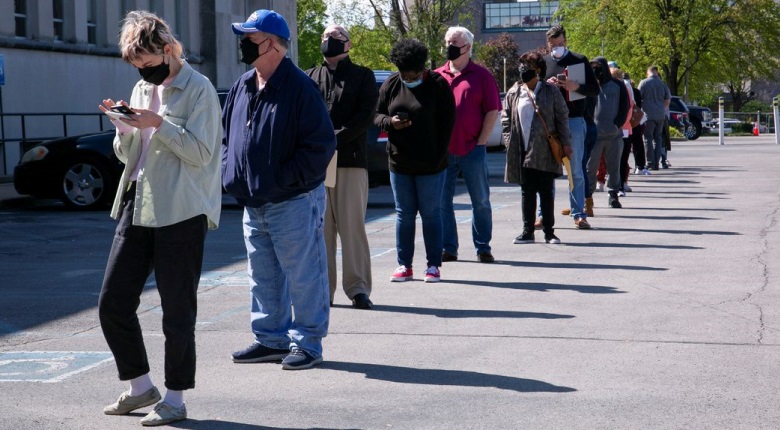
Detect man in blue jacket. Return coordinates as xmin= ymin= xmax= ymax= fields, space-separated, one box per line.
xmin=222 ymin=10 xmax=336 ymax=370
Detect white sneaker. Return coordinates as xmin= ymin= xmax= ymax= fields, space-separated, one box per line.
xmin=618 ymin=190 xmax=626 ymax=197
xmin=595 ymin=182 xmax=605 ymax=192
xmin=634 ymin=167 xmax=641 ymax=174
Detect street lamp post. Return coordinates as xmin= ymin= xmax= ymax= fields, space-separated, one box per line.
xmin=503 ymin=57 xmax=506 ymax=93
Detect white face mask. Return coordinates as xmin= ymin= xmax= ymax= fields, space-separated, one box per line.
xmin=551 ymin=46 xmax=567 ymax=59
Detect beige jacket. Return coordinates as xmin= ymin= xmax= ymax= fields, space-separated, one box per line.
xmin=110 ymin=62 xmax=223 ymax=229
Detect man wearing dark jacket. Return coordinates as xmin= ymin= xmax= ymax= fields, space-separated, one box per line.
xmin=586 ymin=57 xmax=629 ymax=209
xmin=544 ymin=25 xmax=600 ymax=230
xmin=223 ymin=10 xmax=336 ymax=370
xmin=306 ymin=25 xmax=378 ymax=310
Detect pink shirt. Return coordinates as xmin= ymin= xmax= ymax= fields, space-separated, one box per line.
xmin=435 ymin=60 xmax=502 ymax=156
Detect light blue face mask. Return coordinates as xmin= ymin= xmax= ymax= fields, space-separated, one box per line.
xmin=402 ymin=77 xmax=423 ymax=89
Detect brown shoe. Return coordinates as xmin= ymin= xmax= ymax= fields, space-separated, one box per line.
xmin=534 ymin=218 xmax=543 ymax=230
xmin=560 ymin=208 xmax=571 ymax=216
xmin=575 ymin=218 xmax=591 ymax=230
xmin=585 ymin=197 xmax=594 ymax=217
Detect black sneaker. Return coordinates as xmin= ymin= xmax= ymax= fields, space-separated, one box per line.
xmin=441 ymin=251 xmax=458 ymax=262
xmin=477 ymin=252 xmax=495 ymax=263
xmin=608 ymin=192 xmax=622 ymax=209
xmin=544 ymin=233 xmax=561 ymax=244
xmin=513 ymin=230 xmax=535 ymax=244
xmin=281 ymin=348 xmax=323 ymax=370
xmin=232 ymin=343 xmax=289 ymax=363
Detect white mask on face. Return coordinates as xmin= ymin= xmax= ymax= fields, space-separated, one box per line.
xmin=551 ymin=46 xmax=567 ymax=59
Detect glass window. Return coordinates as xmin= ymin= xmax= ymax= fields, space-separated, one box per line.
xmin=53 ymin=0 xmax=64 ymax=41
xmin=87 ymin=0 xmax=97 ymax=45
xmin=483 ymin=1 xmax=559 ymax=31
xmin=14 ymin=0 xmax=27 ymax=38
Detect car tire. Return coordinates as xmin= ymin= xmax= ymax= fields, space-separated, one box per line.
xmin=59 ymin=156 xmax=117 ymax=210
xmin=685 ymin=119 xmax=702 ymax=140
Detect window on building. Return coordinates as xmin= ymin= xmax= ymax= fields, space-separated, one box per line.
xmin=53 ymin=0 xmax=64 ymax=41
xmin=484 ymin=1 xmax=559 ymax=31
xmin=14 ymin=0 xmax=27 ymax=38
xmin=87 ymin=0 xmax=97 ymax=45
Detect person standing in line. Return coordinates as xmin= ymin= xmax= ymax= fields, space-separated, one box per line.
xmin=638 ymin=65 xmax=671 ymax=171
xmin=223 ymin=10 xmax=336 ymax=370
xmin=543 ymin=25 xmax=599 ymax=230
xmin=97 ymin=11 xmax=223 ymax=426
xmin=375 ymin=39 xmax=456 ymax=283
xmin=435 ymin=26 xmax=502 ymax=264
xmin=503 ymin=50 xmax=572 ymax=245
xmin=306 ymin=25 xmax=378 ymax=310
xmin=585 ymin=57 xmax=629 ymax=209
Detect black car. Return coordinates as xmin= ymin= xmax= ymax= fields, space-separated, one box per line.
xmin=685 ymin=103 xmax=712 ymax=140
xmin=668 ymin=96 xmax=692 ymax=138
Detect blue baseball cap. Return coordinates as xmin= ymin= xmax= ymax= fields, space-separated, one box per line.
xmin=232 ymin=9 xmax=290 ymax=40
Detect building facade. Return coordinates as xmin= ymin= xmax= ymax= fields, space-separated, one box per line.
xmin=472 ymin=0 xmax=558 ymax=53
xmin=0 ymin=0 xmax=297 ymax=176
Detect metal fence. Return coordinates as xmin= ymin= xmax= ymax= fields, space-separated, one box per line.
xmin=710 ymin=111 xmax=776 ymax=133
xmin=0 ymin=112 xmax=112 ymax=177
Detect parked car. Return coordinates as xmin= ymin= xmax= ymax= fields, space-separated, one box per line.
xmin=14 ymin=91 xmax=230 ymax=210
xmin=669 ymin=96 xmax=692 ymax=139
xmin=684 ymin=103 xmax=712 ymax=139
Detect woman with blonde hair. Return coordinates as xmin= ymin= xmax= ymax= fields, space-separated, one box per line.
xmin=97 ymin=10 xmax=222 ymax=426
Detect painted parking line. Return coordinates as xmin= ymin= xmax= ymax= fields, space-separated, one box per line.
xmin=0 ymin=351 xmax=113 ymax=383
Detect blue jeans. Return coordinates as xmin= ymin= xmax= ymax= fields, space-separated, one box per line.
xmin=390 ymin=170 xmax=445 ymax=268
xmin=243 ymin=185 xmax=329 ymax=358
xmin=440 ymin=145 xmax=492 ymax=256
xmin=567 ymin=117 xmax=587 ymax=220
xmin=583 ymin=121 xmax=598 ymax=198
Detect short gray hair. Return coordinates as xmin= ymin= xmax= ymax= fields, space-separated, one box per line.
xmin=445 ymin=26 xmax=474 ymax=57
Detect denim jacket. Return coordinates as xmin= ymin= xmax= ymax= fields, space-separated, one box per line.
xmin=110 ymin=62 xmax=223 ymax=229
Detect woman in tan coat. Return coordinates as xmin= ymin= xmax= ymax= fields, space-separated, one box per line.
xmin=502 ymin=49 xmax=571 ymax=244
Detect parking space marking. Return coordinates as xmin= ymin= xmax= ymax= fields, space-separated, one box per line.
xmin=0 ymin=351 xmax=113 ymax=383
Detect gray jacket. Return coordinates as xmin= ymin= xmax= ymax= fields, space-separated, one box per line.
xmin=501 ymin=81 xmax=570 ymax=184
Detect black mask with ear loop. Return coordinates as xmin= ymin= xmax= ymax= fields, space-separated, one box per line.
xmin=321 ymin=37 xmax=347 ymax=58
xmin=138 ymin=58 xmax=170 ymax=85
xmin=519 ymin=65 xmax=537 ymax=83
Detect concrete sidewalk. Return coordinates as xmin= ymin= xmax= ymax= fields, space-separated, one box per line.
xmin=2 ymin=135 xmax=780 ymax=429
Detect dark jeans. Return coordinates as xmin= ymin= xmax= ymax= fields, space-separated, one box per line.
xmin=630 ymin=124 xmax=646 ymax=169
xmin=521 ymin=168 xmax=556 ymax=235
xmin=98 ymin=184 xmax=207 ymax=391
xmin=583 ymin=122 xmax=598 ymax=198
xmin=620 ymin=137 xmax=632 ymax=187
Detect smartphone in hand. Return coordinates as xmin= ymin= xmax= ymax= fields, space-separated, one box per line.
xmin=556 ymin=74 xmax=567 ymax=82
xmin=396 ymin=111 xmax=409 ymax=121
xmin=110 ymin=105 xmax=136 ymax=115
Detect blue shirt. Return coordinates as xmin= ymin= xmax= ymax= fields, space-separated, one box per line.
xmin=222 ymin=57 xmax=336 ymax=207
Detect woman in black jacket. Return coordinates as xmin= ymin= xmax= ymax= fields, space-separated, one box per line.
xmin=502 ymin=50 xmax=571 ymax=244
xmin=374 ymin=39 xmax=455 ymax=283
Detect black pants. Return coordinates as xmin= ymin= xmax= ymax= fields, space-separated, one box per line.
xmin=98 ymin=184 xmax=207 ymax=391
xmin=630 ymin=124 xmax=646 ymax=169
xmin=620 ymin=137 xmax=632 ymax=187
xmin=521 ymin=168 xmax=556 ymax=234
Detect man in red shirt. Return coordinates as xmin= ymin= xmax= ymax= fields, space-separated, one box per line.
xmin=435 ymin=26 xmax=502 ymax=263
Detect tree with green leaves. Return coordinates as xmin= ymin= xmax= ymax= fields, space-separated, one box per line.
xmin=297 ymin=0 xmax=328 ymax=69
xmin=476 ymin=33 xmax=521 ymax=93
xmin=553 ymin=0 xmax=780 ymax=108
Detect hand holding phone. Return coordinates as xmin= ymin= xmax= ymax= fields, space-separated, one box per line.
xmin=556 ymin=74 xmax=567 ymax=82
xmin=110 ymin=105 xmax=136 ymax=115
xmin=396 ymin=112 xmax=409 ymax=121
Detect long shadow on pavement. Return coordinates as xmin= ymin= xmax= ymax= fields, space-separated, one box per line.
xmin=589 ymin=227 xmax=739 ymax=235
xmin=334 ymin=304 xmax=574 ymax=320
xmin=494 ymin=260 xmax=666 ymax=271
xmin=445 ymin=279 xmax=624 ymax=294
xmin=171 ymin=422 xmax=350 ymax=430
xmin=561 ymin=242 xmax=703 ymax=250
xmin=321 ymin=361 xmax=577 ymax=393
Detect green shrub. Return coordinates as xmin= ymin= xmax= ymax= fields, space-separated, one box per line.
xmin=732 ymin=122 xmax=754 ymax=133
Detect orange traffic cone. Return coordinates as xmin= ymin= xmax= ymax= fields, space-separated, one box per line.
xmin=753 ymin=121 xmax=760 ymax=136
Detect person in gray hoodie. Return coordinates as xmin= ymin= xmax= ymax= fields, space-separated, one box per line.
xmin=585 ymin=56 xmax=629 ymax=209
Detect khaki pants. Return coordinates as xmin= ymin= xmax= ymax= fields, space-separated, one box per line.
xmin=325 ymin=167 xmax=372 ymax=301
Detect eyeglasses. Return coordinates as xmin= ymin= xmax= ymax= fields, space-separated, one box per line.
xmin=321 ymin=30 xmax=348 ymax=41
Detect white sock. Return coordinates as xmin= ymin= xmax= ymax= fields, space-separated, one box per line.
xmin=163 ymin=390 xmax=184 ymax=408
xmin=129 ymin=374 xmax=154 ymax=396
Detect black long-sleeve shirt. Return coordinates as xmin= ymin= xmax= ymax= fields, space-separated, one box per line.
xmin=374 ymin=70 xmax=455 ymax=175
xmin=544 ymin=51 xmax=600 ymax=118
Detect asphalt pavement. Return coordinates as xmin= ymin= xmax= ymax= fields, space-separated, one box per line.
xmin=1 ymin=134 xmax=780 ymax=429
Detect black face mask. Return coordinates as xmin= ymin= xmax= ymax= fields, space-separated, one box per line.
xmin=138 ymin=60 xmax=170 ymax=86
xmin=593 ymin=67 xmax=604 ymax=81
xmin=321 ymin=37 xmax=347 ymax=58
xmin=519 ymin=66 xmax=537 ymax=83
xmin=240 ymin=37 xmax=260 ymax=65
xmin=446 ymin=44 xmax=464 ymax=61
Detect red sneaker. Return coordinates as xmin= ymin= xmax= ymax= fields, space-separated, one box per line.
xmin=424 ymin=266 xmax=440 ymax=283
xmin=391 ymin=266 xmax=413 ymax=282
